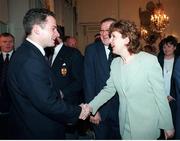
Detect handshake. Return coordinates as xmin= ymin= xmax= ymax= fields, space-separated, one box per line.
xmin=79 ymin=104 xmax=93 ymax=120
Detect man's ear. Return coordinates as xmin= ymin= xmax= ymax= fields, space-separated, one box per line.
xmin=32 ymin=25 xmax=41 ymax=35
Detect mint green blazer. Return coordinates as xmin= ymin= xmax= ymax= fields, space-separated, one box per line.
xmin=89 ymin=52 xmax=174 ymax=139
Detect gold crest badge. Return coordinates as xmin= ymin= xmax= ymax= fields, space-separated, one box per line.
xmin=60 ymin=63 xmax=67 ymax=76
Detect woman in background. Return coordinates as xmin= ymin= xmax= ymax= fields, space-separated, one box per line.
xmin=158 ymin=35 xmax=178 ymax=125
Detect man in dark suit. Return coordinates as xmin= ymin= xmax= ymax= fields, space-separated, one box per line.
xmin=46 ymin=35 xmax=84 ymax=139
xmin=7 ymin=8 xmax=88 ymax=139
xmin=45 ymin=26 xmax=86 ymax=139
xmin=84 ymin=18 xmax=120 ymax=139
xmin=51 ymin=39 xmax=84 ymax=106
xmin=0 ymin=32 xmax=15 ymax=139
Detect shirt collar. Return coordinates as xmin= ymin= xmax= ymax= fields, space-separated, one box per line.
xmin=26 ymin=38 xmax=45 ymax=56
xmin=54 ymin=42 xmax=63 ymax=55
xmin=2 ymin=50 xmax=13 ymax=56
xmin=1 ymin=50 xmax=13 ymax=60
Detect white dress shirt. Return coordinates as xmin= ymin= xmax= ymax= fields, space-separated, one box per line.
xmin=51 ymin=42 xmax=63 ymax=65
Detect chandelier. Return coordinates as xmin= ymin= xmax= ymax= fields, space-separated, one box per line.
xmin=150 ymin=0 xmax=169 ymax=33
xmin=140 ymin=27 xmax=148 ymax=40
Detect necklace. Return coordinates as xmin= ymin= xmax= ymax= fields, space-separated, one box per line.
xmin=164 ymin=58 xmax=174 ymax=74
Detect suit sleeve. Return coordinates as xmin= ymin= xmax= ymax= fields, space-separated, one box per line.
xmin=148 ymin=56 xmax=174 ymax=130
xmin=18 ymin=57 xmax=81 ymax=124
xmin=84 ymin=46 xmax=97 ymax=103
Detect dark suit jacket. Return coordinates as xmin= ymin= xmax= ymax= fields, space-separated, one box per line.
xmin=157 ymin=55 xmax=178 ymax=96
xmin=173 ymin=56 xmax=180 ymax=139
xmin=51 ymin=45 xmax=84 ymax=105
xmin=157 ymin=54 xmax=178 ymax=125
xmin=0 ymin=52 xmax=14 ymax=112
xmin=7 ymin=40 xmax=81 ymax=139
xmin=84 ymin=41 xmax=119 ymax=120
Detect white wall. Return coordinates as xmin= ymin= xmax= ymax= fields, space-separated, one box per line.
xmin=55 ymin=0 xmax=75 ymax=36
xmin=0 ymin=0 xmax=8 ymax=23
xmin=8 ymin=0 xmax=30 ymax=48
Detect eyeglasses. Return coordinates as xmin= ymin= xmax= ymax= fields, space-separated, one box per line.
xmin=100 ymin=29 xmax=109 ymax=34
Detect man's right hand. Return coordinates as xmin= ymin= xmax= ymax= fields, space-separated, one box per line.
xmin=167 ymin=96 xmax=175 ymax=102
xmin=89 ymin=112 xmax=101 ymax=125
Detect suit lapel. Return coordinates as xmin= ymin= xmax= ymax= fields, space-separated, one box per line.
xmin=52 ymin=45 xmax=65 ymax=67
xmin=96 ymin=42 xmax=110 ymax=75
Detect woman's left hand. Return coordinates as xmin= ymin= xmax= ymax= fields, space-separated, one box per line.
xmin=164 ymin=129 xmax=175 ymax=139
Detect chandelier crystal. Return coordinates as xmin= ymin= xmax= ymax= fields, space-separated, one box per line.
xmin=150 ymin=1 xmax=169 ymax=33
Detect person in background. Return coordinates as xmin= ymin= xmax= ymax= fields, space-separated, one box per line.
xmin=46 ymin=27 xmax=84 ymax=139
xmin=157 ymin=35 xmax=178 ymax=124
xmin=63 ymin=36 xmax=70 ymax=46
xmin=6 ymin=8 xmax=87 ymax=139
xmin=94 ymin=33 xmax=101 ymax=42
xmin=83 ymin=19 xmax=174 ymax=139
xmin=64 ymin=36 xmax=77 ymax=48
xmin=0 ymin=32 xmax=15 ymax=139
xmin=84 ymin=17 xmax=120 ymax=139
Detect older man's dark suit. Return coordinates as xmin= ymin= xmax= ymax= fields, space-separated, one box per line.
xmin=51 ymin=45 xmax=84 ymax=105
xmin=7 ymin=40 xmax=81 ymax=139
xmin=84 ymin=41 xmax=120 ymax=139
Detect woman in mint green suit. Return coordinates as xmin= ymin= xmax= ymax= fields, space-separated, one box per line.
xmin=88 ymin=20 xmax=174 ymax=139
